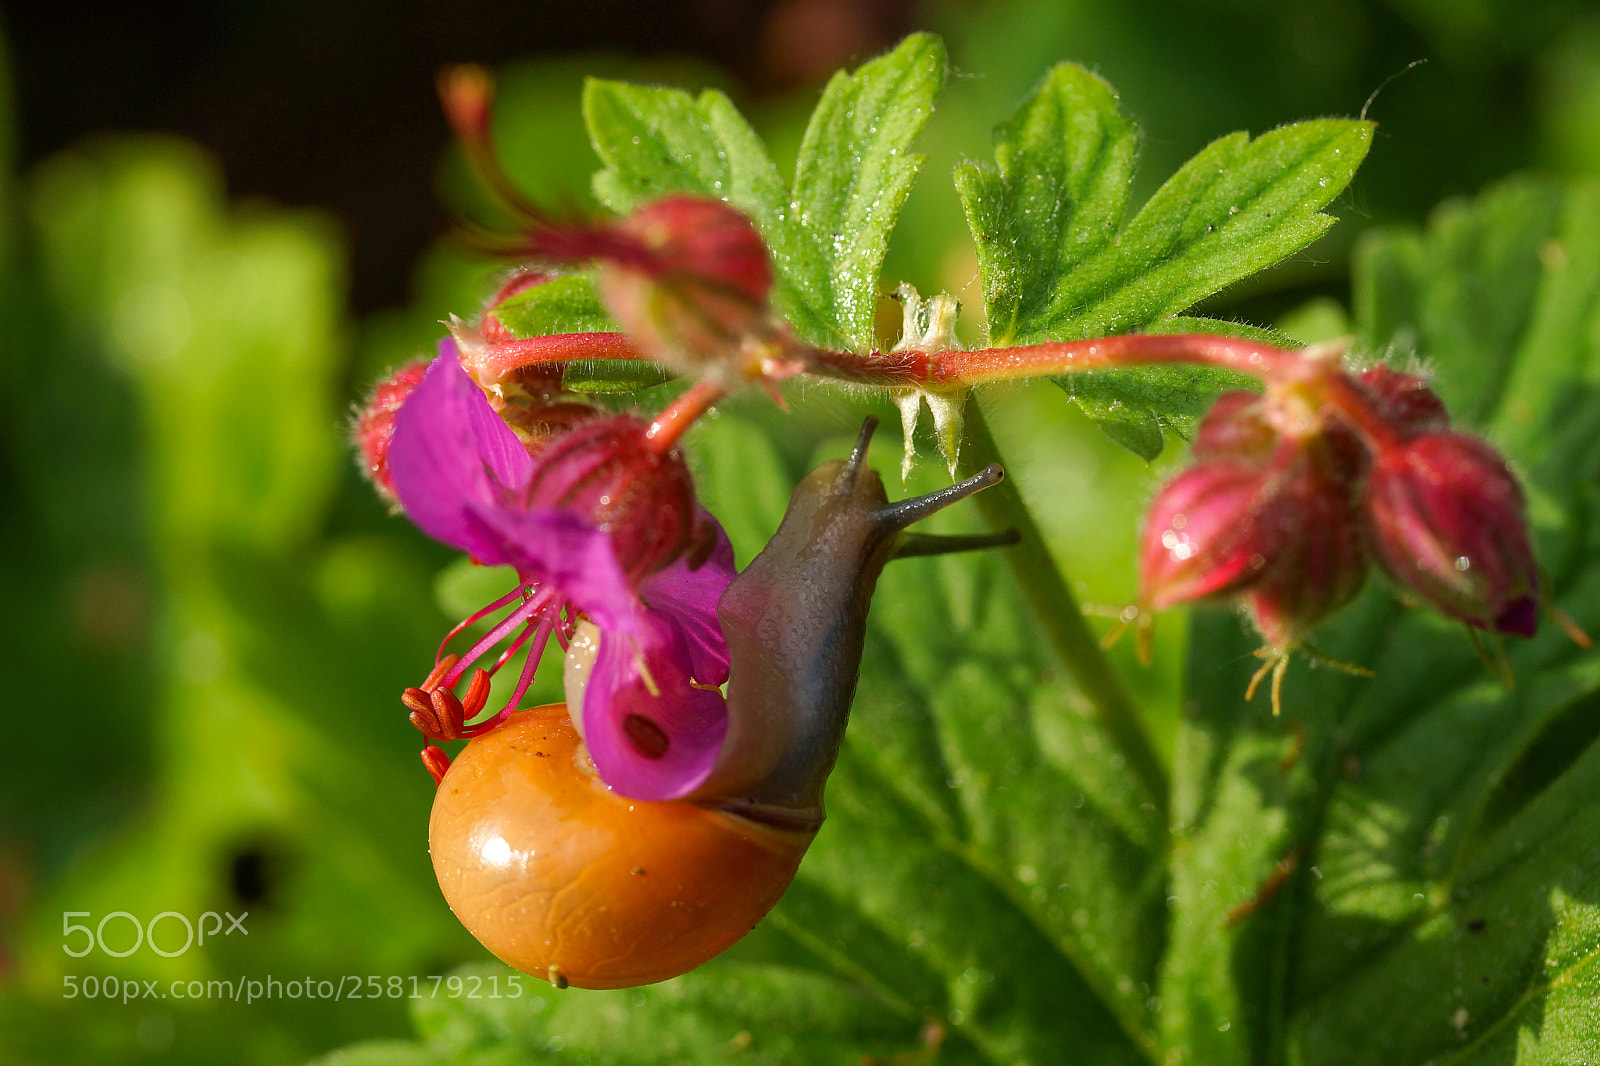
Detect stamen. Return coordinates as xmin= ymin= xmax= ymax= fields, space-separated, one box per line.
xmin=632 ymin=641 xmax=661 ymax=698
xmin=460 ymin=668 xmax=493 ymax=719
xmin=435 ymin=586 xmax=526 ymax=662
xmin=1245 ymin=647 xmax=1291 ymax=715
xmin=421 ymin=745 xmax=452 ymax=787
xmin=445 ymin=588 xmax=554 ymax=687
xmin=489 ymin=622 xmax=539 ymax=674
xmin=463 ymin=610 xmax=557 ymax=737
xmin=421 ymin=653 xmax=461 ymax=692
xmin=1546 ymin=601 xmax=1594 ymax=649
xmin=430 ymin=689 xmax=466 ymax=739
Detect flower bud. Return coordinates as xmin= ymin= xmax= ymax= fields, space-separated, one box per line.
xmin=1241 ymin=464 xmax=1367 ymax=646
xmin=354 ymin=359 xmax=429 ymax=504
xmin=1361 ymin=432 xmax=1539 ymax=636
xmin=1192 ymin=391 xmax=1277 ymax=462
xmin=1142 ymin=420 xmax=1369 ymax=644
xmin=1140 ymin=460 xmax=1277 ymax=609
xmin=521 ymin=414 xmax=701 ymax=583
xmin=1356 ymin=365 xmax=1448 ymax=434
xmin=595 ymin=195 xmax=775 ymax=375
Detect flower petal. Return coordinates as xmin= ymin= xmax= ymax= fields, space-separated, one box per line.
xmin=389 ymin=341 xmax=533 ymax=561
xmin=583 ymin=612 xmax=727 ymax=800
xmin=463 ymin=503 xmax=639 ymax=630
xmin=639 ymin=514 xmax=736 ymax=686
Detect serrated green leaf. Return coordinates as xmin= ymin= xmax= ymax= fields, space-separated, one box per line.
xmin=784 ymin=32 xmax=946 ymax=350
xmin=1159 ymin=174 xmax=1600 ymax=1063
xmin=955 ymin=63 xmax=1138 ymax=349
xmin=585 ymin=79 xmax=785 ymax=216
xmin=1040 ymin=119 xmax=1371 ymax=342
xmin=584 ymin=36 xmax=945 ymax=353
xmin=961 ymin=76 xmax=1369 ymax=456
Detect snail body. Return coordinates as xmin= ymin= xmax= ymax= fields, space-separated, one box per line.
xmin=429 ymin=419 xmax=1012 ymax=987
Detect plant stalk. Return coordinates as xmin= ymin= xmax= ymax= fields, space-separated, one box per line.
xmin=959 ymin=398 xmax=1170 ymax=815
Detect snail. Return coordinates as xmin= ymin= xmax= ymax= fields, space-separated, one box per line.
xmin=427 ymin=418 xmax=1014 ymax=988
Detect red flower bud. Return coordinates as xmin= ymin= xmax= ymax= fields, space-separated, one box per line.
xmin=1140 ymin=460 xmax=1275 ymax=609
xmin=1361 ymin=432 xmax=1539 ymax=636
xmin=1192 ymin=391 xmax=1277 ymax=462
xmin=521 ymin=414 xmax=703 ymax=583
xmin=1356 ymin=365 xmax=1448 ymax=434
xmin=595 ymin=195 xmax=775 ymax=375
xmin=1142 ymin=388 xmax=1369 ymax=644
xmin=1241 ymin=464 xmax=1367 ymax=646
xmin=353 ymin=359 xmax=429 ymax=503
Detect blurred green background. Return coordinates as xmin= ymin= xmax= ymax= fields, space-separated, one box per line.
xmin=4 ymin=0 xmax=1600 ymax=1060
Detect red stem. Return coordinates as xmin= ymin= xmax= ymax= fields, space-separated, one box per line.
xmin=645 ymin=379 xmax=726 ymax=454
xmin=1317 ymin=372 xmax=1404 ymax=451
xmin=469 ymin=333 xmax=643 ymax=383
xmin=806 ymin=333 xmax=1298 ymax=388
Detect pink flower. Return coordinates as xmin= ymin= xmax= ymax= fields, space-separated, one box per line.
xmin=388 ymin=342 xmax=735 ymax=800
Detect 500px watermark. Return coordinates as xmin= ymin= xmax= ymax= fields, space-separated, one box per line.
xmin=63 ymin=973 xmax=527 ymax=1004
xmin=62 ymin=911 xmax=247 ymax=958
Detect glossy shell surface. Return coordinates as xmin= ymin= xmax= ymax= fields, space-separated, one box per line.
xmin=429 ymin=704 xmax=812 ymax=989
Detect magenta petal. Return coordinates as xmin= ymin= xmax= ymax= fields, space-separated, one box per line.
xmin=464 ymin=503 xmax=640 ymax=631
xmin=639 ymin=514 xmax=735 ymax=685
xmin=583 ymin=612 xmax=728 ymax=801
xmin=389 ymin=343 xmax=534 ymax=561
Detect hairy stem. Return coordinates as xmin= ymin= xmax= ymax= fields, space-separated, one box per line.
xmin=809 ymin=332 xmax=1297 ymax=389
xmin=959 ymin=398 xmax=1170 ymax=816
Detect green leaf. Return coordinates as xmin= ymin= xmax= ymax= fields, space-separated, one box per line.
xmin=1158 ymin=174 xmax=1600 ymax=1062
xmin=584 ymin=35 xmax=946 ymax=352
xmin=585 ymin=79 xmax=785 ymax=218
xmin=960 ymin=73 xmax=1370 ymax=456
xmin=398 ymin=962 xmax=938 ymax=1065
xmin=954 ymin=63 xmax=1138 ymax=350
xmin=492 ymin=271 xmax=616 ymax=336
xmin=783 ymin=32 xmax=946 ymax=350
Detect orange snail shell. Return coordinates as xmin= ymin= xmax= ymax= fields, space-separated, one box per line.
xmin=429 ymin=703 xmax=813 ymax=990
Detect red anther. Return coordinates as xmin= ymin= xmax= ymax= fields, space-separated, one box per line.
xmin=421 ymin=745 xmax=452 ymax=787
xmin=460 ymin=668 xmax=493 ymax=720
xmin=430 ymin=689 xmax=467 ymax=740
xmin=422 ymin=653 xmax=461 ymax=692
xmin=404 ymin=687 xmax=447 ymax=741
